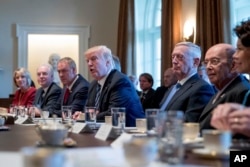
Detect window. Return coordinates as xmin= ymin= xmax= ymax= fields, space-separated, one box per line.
xmin=135 ymin=0 xmax=161 ymax=90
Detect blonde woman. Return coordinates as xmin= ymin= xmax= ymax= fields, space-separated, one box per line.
xmin=12 ymin=67 xmax=36 ymax=106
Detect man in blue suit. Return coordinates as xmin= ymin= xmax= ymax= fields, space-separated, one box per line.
xmin=160 ymin=42 xmax=215 ymax=122
xmin=74 ymin=45 xmax=145 ymax=127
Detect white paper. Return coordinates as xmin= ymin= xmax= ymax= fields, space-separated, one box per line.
xmin=71 ymin=122 xmax=93 ymax=133
xmin=0 ymin=152 xmax=23 ymax=167
xmin=15 ymin=115 xmax=29 ymax=124
xmin=110 ymin=133 xmax=133 ymax=149
xmin=95 ymin=124 xmax=113 ymax=141
xmin=62 ymin=147 xmax=126 ymax=167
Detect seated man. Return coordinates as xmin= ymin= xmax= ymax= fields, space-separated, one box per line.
xmin=199 ymin=43 xmax=250 ymax=131
xmin=138 ymin=73 xmax=155 ymax=112
xmin=211 ymin=19 xmax=250 ymax=138
xmin=160 ymin=42 xmax=215 ymax=122
xmin=54 ymin=57 xmax=89 ymax=115
xmin=32 ymin=64 xmax=62 ymax=117
xmin=74 ymin=45 xmax=145 ymax=127
xmin=151 ymin=68 xmax=177 ymax=108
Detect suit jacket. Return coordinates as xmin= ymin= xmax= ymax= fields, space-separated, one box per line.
xmin=139 ymin=88 xmax=155 ymax=111
xmin=160 ymin=73 xmax=215 ymax=122
xmin=33 ymin=82 xmax=62 ymax=115
xmin=86 ymin=70 xmax=145 ymax=127
xmin=199 ymin=75 xmax=250 ymax=131
xmin=151 ymin=86 xmax=169 ymax=108
xmin=55 ymin=74 xmax=89 ymax=115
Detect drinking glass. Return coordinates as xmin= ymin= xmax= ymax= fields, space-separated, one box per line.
xmin=27 ymin=105 xmax=36 ymax=119
xmin=111 ymin=107 xmax=126 ymax=131
xmin=62 ymin=106 xmax=73 ymax=121
xmin=9 ymin=104 xmax=16 ymax=115
xmin=145 ymin=108 xmax=159 ymax=137
xmin=85 ymin=107 xmax=97 ymax=129
xmin=19 ymin=105 xmax=26 ymax=117
xmin=158 ymin=110 xmax=184 ymax=164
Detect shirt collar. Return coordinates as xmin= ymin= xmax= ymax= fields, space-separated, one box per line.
xmin=67 ymin=75 xmax=79 ymax=91
xmin=178 ymin=72 xmax=196 ymax=86
xmin=98 ymin=69 xmax=112 ymax=89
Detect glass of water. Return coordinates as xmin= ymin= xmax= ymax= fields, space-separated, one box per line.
xmin=85 ymin=106 xmax=97 ymax=129
xmin=111 ymin=107 xmax=126 ymax=131
xmin=62 ymin=106 xmax=73 ymax=121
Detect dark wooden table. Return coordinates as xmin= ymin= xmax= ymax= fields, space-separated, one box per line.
xmin=0 ymin=124 xmax=229 ymax=167
xmin=0 ymin=124 xmax=112 ymax=151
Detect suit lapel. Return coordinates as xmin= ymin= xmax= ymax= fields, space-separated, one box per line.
xmin=167 ymin=75 xmax=198 ymax=108
xmin=99 ymin=70 xmax=116 ymax=107
xmin=199 ymin=75 xmax=243 ymax=120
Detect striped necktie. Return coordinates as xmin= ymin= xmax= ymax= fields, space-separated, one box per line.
xmin=95 ymin=84 xmax=101 ymax=109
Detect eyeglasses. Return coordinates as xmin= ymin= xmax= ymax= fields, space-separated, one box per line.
xmin=203 ymin=58 xmax=220 ymax=66
xmin=172 ymin=54 xmax=184 ymax=61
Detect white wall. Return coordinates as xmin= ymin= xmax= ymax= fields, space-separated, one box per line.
xmin=0 ymin=0 xmax=120 ymax=98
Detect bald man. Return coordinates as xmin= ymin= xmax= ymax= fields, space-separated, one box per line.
xmin=151 ymin=68 xmax=177 ymax=108
xmin=199 ymin=43 xmax=250 ymax=131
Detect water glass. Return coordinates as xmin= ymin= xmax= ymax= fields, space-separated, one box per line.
xmin=158 ymin=110 xmax=184 ymax=164
xmin=62 ymin=106 xmax=72 ymax=121
xmin=28 ymin=105 xmax=36 ymax=119
xmin=85 ymin=106 xmax=97 ymax=124
xmin=42 ymin=111 xmax=50 ymax=118
xmin=155 ymin=111 xmax=167 ymax=139
xmin=19 ymin=106 xmax=26 ymax=117
xmin=111 ymin=107 xmax=126 ymax=130
xmin=145 ymin=108 xmax=159 ymax=137
xmin=9 ymin=104 xmax=16 ymax=114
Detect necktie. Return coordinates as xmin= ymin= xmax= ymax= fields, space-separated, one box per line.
xmin=39 ymin=90 xmax=45 ymax=105
xmin=95 ymin=84 xmax=101 ymax=109
xmin=140 ymin=92 xmax=146 ymax=103
xmin=63 ymin=88 xmax=70 ymax=104
xmin=160 ymin=83 xmax=181 ymax=111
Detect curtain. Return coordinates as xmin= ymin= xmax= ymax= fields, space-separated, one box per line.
xmin=196 ymin=0 xmax=226 ymax=61
xmin=116 ymin=0 xmax=135 ymax=75
xmin=161 ymin=0 xmax=182 ymax=80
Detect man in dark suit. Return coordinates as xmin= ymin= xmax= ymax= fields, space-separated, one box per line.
xmin=151 ymin=68 xmax=177 ymax=108
xmin=160 ymin=42 xmax=215 ymax=122
xmin=199 ymin=43 xmax=250 ymax=131
xmin=32 ymin=63 xmax=62 ymax=117
xmin=55 ymin=57 xmax=89 ymax=115
xmin=138 ymin=73 xmax=155 ymax=112
xmin=74 ymin=45 xmax=145 ymax=127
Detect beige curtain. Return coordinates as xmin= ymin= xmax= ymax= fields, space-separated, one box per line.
xmin=161 ymin=0 xmax=182 ymax=80
xmin=196 ymin=0 xmax=225 ymax=60
xmin=116 ymin=0 xmax=135 ymax=75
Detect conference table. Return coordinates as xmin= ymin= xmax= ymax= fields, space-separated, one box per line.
xmin=0 ymin=124 xmax=229 ymax=167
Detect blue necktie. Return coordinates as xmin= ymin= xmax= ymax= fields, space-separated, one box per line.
xmin=160 ymin=83 xmax=181 ymax=111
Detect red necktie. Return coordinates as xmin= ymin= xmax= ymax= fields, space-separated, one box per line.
xmin=63 ymin=88 xmax=70 ymax=104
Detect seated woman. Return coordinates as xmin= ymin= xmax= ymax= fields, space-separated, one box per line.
xmin=11 ymin=67 xmax=36 ymax=107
